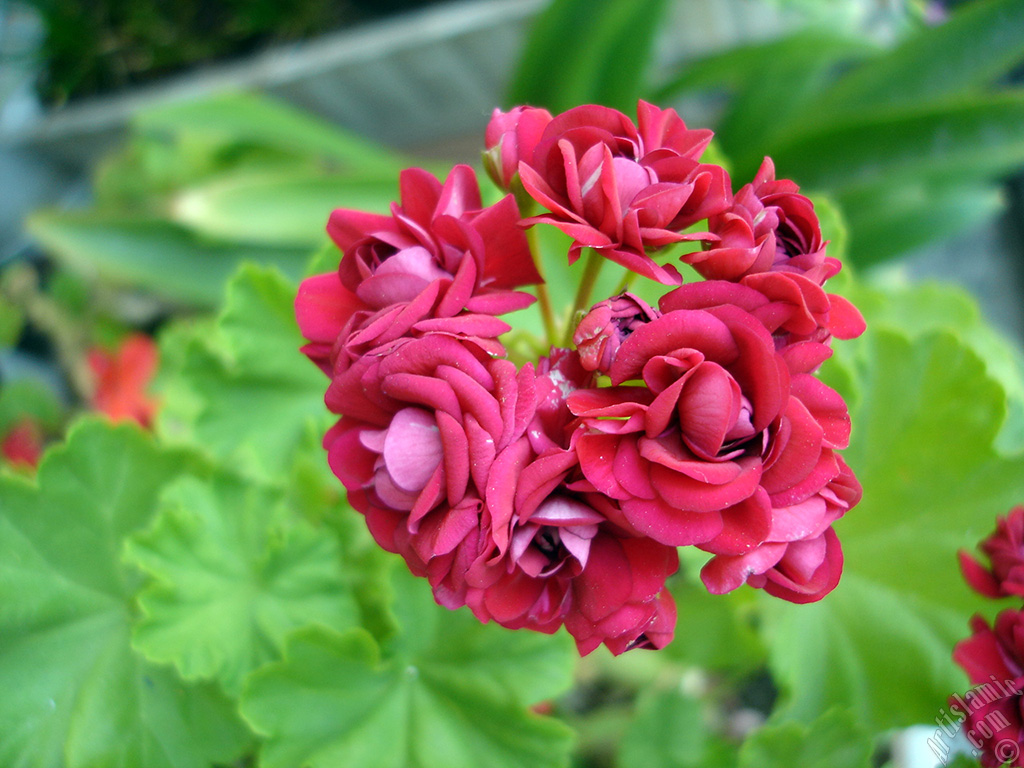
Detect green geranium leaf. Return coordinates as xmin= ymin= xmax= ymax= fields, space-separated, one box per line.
xmin=838 ymin=278 xmax=1024 ymax=455
xmin=284 ymin=442 xmax=399 ymax=644
xmin=618 ymin=687 xmax=735 ymax=768
xmin=0 ymin=419 xmax=249 ymax=768
xmin=764 ymin=326 xmax=1024 ymax=730
xmin=738 ymin=709 xmax=872 ymax=768
xmin=126 ymin=472 xmax=358 ymax=696
xmin=384 ymin=569 xmax=575 ymax=708
xmin=157 ymin=264 xmax=328 ymax=479
xmin=808 ymin=192 xmax=848 ymax=263
xmin=242 ymin=570 xmax=576 ymax=768
xmin=946 ymin=755 xmax=981 ymax=768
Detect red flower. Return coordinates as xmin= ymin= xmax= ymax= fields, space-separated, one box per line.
xmin=298 ymin=165 xmax=540 ymax=376
xmin=330 ymin=165 xmax=540 ymax=311
xmin=483 ymin=105 xmax=553 ymax=190
xmin=467 ymin=352 xmax=678 ymax=654
xmin=564 ymin=534 xmax=678 ymax=655
xmin=501 ymin=101 xmax=729 ymax=284
xmin=699 ymin=469 xmax=858 ymax=604
xmin=951 ymin=610 xmax=1024 ymax=767
xmin=660 ymin=279 xmax=865 ymax=362
xmin=297 ymin=99 xmax=864 ymax=651
xmin=1 ymin=417 xmax=43 ymax=470
xmin=573 ymin=292 xmax=660 ymax=374
xmin=960 ymin=507 xmax=1024 ymax=599
xmin=685 ymin=157 xmax=837 ymax=284
xmin=87 ymin=333 xmax=159 ymax=428
xmin=567 ymin=301 xmax=858 ymax=600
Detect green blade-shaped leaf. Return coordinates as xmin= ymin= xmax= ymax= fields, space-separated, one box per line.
xmin=654 ymin=30 xmax=877 ymax=103
xmin=655 ymin=31 xmax=877 ymax=172
xmin=507 ymin=0 xmax=669 ymax=112
xmin=170 ymin=170 xmax=397 ymax=248
xmin=157 ymin=264 xmax=328 ymax=479
xmin=738 ymin=709 xmax=872 ymax=768
xmin=241 ymin=571 xmax=576 ymax=768
xmin=812 ymin=0 xmax=1024 ymax=120
xmin=27 ymin=213 xmax=310 ymax=307
xmin=126 ymin=473 xmax=358 ymax=696
xmin=838 ymin=182 xmax=1004 ymax=266
xmin=0 ymin=419 xmax=249 ymax=768
xmin=134 ymin=91 xmax=406 ymax=174
xmin=713 ymin=50 xmax=854 ymax=173
xmin=768 ymin=92 xmax=1024 ymax=193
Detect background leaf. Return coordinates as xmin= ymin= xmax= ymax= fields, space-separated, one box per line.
xmin=0 ymin=420 xmax=249 ymax=768
xmin=507 ymin=0 xmax=669 ymax=112
xmin=737 ymin=709 xmax=872 ymax=768
xmin=242 ymin=569 xmax=576 ymax=768
xmin=835 ymin=182 xmax=1005 ymax=266
xmin=654 ymin=30 xmax=877 ymax=104
xmin=27 ymin=213 xmax=311 ymax=308
xmin=764 ymin=324 xmax=1024 ymax=730
xmin=652 ymin=0 xmax=1024 ymax=264
xmin=663 ymin=579 xmax=765 ymax=675
xmin=126 ymin=473 xmax=358 ymax=696
xmin=808 ymin=0 xmax=1024 ymax=120
xmin=617 ymin=686 xmax=735 ymax=768
xmin=134 ymin=92 xmax=407 ymax=175
xmin=156 ymin=264 xmax=328 ymax=479
xmin=768 ymin=93 xmax=1024 ymax=193
xmin=169 ymin=170 xmax=397 ymax=248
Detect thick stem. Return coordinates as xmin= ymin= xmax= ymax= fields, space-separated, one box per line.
xmin=564 ymin=249 xmax=605 ymax=346
xmin=525 ymin=226 xmax=559 ymax=348
xmin=2 ymin=264 xmax=92 ymax=398
xmin=613 ymin=268 xmax=636 ymax=296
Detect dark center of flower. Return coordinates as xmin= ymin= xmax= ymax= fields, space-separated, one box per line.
xmin=776 ymin=215 xmax=809 ymax=260
xmin=534 ymin=528 xmax=561 ymax=560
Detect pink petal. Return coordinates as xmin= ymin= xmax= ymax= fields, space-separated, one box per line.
xmin=382 ymin=408 xmax=443 ymax=491
xmin=621 ymin=496 xmax=723 ymax=546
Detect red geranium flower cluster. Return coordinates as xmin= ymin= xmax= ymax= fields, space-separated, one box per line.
xmin=951 ymin=509 xmax=1024 ymax=766
xmin=297 ymin=101 xmax=863 ymax=655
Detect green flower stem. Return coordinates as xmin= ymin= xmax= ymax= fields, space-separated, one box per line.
xmin=525 ymin=225 xmax=559 ymax=348
xmin=565 ymin=249 xmax=605 ymax=346
xmin=613 ymin=268 xmax=636 ymax=295
xmin=1 ymin=264 xmax=91 ymax=398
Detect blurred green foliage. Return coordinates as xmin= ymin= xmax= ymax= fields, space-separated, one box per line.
xmin=7 ymin=1 xmax=1024 ymax=766
xmin=28 ymin=92 xmax=406 ymax=307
